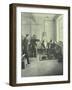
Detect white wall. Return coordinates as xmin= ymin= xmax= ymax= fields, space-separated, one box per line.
xmin=0 ymin=0 xmax=72 ymax=90
xmin=21 ymin=13 xmax=56 ymax=42
xmin=56 ymin=15 xmax=63 ymax=42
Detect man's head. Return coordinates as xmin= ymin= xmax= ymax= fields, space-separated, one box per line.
xmin=26 ymin=34 xmax=30 ymax=40
xmin=26 ymin=34 xmax=29 ymax=37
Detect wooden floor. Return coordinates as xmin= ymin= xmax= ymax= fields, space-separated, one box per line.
xmin=21 ymin=55 xmax=63 ymax=77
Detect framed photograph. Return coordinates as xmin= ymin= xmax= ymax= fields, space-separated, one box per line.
xmin=9 ymin=3 xmax=70 ymax=86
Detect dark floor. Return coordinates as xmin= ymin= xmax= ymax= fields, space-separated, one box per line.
xmin=21 ymin=55 xmax=63 ymax=77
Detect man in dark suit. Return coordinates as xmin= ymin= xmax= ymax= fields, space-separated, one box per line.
xmin=23 ymin=34 xmax=30 ymax=64
xmin=30 ymin=35 xmax=39 ymax=57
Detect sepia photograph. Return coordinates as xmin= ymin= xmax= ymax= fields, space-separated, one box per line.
xmin=21 ymin=13 xmax=63 ymax=77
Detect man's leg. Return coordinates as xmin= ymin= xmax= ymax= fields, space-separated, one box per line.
xmin=26 ymin=53 xmax=30 ymax=64
xmin=34 ymin=48 xmax=36 ymax=57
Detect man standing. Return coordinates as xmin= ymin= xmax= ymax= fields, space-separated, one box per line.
xmin=30 ymin=34 xmax=39 ymax=57
xmin=23 ymin=34 xmax=30 ymax=64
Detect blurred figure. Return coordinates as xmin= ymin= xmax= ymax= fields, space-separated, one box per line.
xmin=22 ymin=34 xmax=30 ymax=64
xmin=47 ymin=40 xmax=56 ymax=59
xmin=47 ymin=42 xmax=49 ymax=49
xmin=49 ymin=40 xmax=53 ymax=48
xmin=41 ymin=40 xmax=45 ymax=49
xmin=30 ymin=34 xmax=39 ymax=57
xmin=55 ymin=42 xmax=63 ymax=62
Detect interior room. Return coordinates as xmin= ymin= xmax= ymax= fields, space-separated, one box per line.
xmin=21 ymin=12 xmax=63 ymax=77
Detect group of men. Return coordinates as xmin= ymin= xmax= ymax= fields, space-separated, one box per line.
xmin=22 ymin=34 xmax=63 ymax=65
xmin=22 ymin=34 xmax=39 ymax=64
xmin=39 ymin=39 xmax=63 ymax=61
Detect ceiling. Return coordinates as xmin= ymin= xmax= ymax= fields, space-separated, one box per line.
xmin=21 ymin=12 xmax=62 ymax=20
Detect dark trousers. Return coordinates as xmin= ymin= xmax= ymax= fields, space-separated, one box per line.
xmin=25 ymin=52 xmax=30 ymax=64
xmin=31 ymin=48 xmax=36 ymax=57
xmin=23 ymin=49 xmax=30 ymax=64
